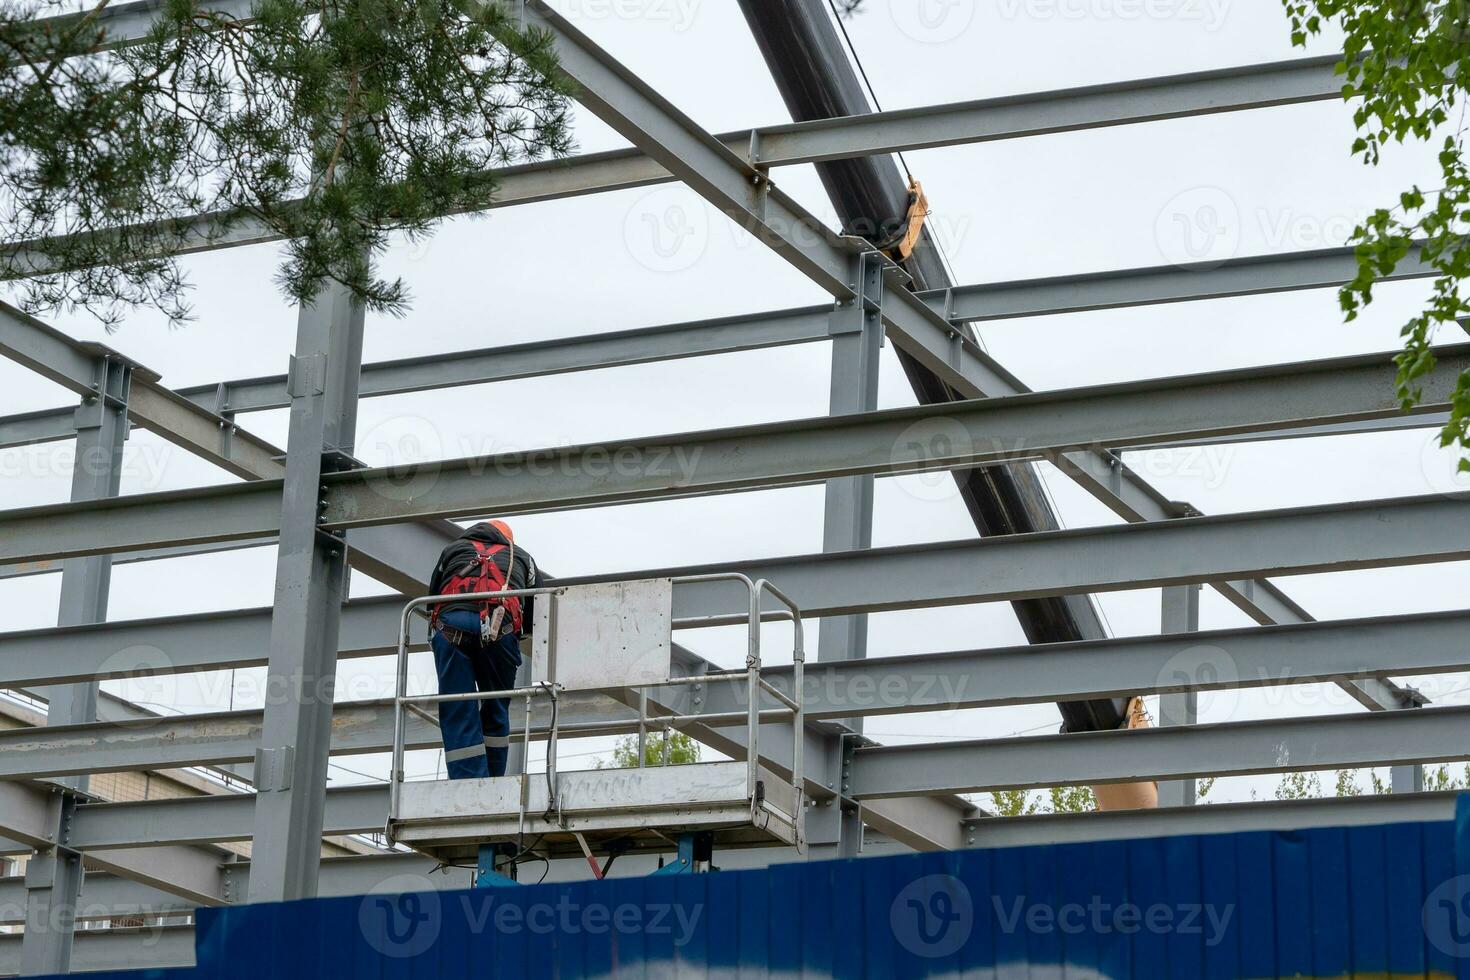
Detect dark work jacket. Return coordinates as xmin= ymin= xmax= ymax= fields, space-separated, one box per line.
xmin=427 ymin=523 xmax=539 ymax=634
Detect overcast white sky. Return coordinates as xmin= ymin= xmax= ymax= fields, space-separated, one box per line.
xmin=3 ymin=0 xmax=1469 ymax=806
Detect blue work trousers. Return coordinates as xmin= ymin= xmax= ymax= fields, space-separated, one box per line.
xmin=431 ymin=609 xmax=522 ymax=779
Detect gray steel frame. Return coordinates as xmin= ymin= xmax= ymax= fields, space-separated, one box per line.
xmin=1 ymin=0 xmax=1464 ymax=970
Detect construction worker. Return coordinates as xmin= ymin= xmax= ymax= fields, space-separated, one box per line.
xmin=426 ymin=520 xmax=537 ymax=779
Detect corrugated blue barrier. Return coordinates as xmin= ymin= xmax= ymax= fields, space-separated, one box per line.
xmin=51 ymin=799 xmax=1470 ymax=979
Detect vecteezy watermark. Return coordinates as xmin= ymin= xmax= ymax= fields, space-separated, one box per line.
xmin=624 ymin=186 xmax=711 ymax=273
xmin=358 ymin=876 xmax=705 ymax=959
xmin=887 ymin=1 xmax=978 ymax=44
xmin=1420 ymin=430 xmax=1470 ymax=499
xmin=354 ymin=420 xmax=706 ymax=506
xmin=888 ymin=421 xmax=1240 ymax=505
xmin=993 ymin=896 xmax=1235 ymax=945
xmin=1156 ymin=186 xmax=1377 ymax=269
xmin=358 ymin=413 xmax=446 ymax=502
xmin=1 ymin=440 xmax=172 ymax=488
xmin=891 ymin=874 xmax=975 ymax=958
xmin=1 ymin=897 xmax=172 ymax=945
xmin=999 ymin=0 xmax=1230 ymax=30
xmin=1155 ymin=186 xmax=1241 ymax=268
xmin=890 ymin=416 xmax=975 ymax=502
xmin=1424 ymin=875 xmax=1470 ymax=958
xmin=562 ymin=0 xmax=702 ymax=31
xmin=1155 ymin=642 xmax=1239 ymax=719
xmin=723 ymin=669 xmax=972 ymax=715
xmin=361 ymin=876 xmax=443 ymax=958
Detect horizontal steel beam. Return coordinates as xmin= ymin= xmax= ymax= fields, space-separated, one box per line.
xmin=199 ymin=304 xmax=836 ymax=415
xmin=0 ymin=925 xmax=196 ymax=975
xmin=0 ymin=700 xmax=446 ymax=780
xmin=850 ymin=704 xmax=1470 ymax=799
xmin=0 ymin=406 xmax=79 ymax=448
xmin=931 ymin=244 xmax=1433 ymax=322
xmin=8 ymin=1 xmax=1351 ymax=267
xmin=711 ymin=609 xmax=1470 ymax=721
xmin=967 ymin=790 xmax=1458 ymax=849
xmin=0 ymin=538 xmax=273 ymax=580
xmin=2 ymin=305 xmax=836 ymax=447
xmin=4 ymin=493 xmax=1466 ymax=689
xmin=659 ymin=493 xmax=1469 ymax=619
xmin=7 ymin=344 xmax=1460 ymax=566
xmin=68 ymin=785 xmax=390 ymax=850
xmin=1128 ymin=409 xmax=1451 ymax=450
xmin=50 ymin=602 xmax=1461 ymax=841
xmin=0 ymin=872 xmax=195 ymax=924
xmin=318 ymin=344 xmax=1467 ymax=529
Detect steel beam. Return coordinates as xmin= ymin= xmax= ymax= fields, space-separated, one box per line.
xmin=808 ymin=253 xmax=883 ymax=860
xmin=197 ymin=305 xmax=834 ymax=415
xmin=932 ymin=244 xmax=1434 ymax=322
xmin=12 ymin=0 xmax=1351 ymax=266
xmin=7 ymin=343 xmax=1458 ymax=567
xmin=0 ymin=407 xmax=78 ymax=449
xmin=0 ymin=926 xmax=196 ymax=975
xmin=21 ymin=360 xmax=130 ymax=978
xmin=695 ymin=609 xmax=1470 ymax=721
xmin=68 ymin=785 xmax=390 ymax=850
xmin=6 ymin=495 xmax=1468 ymax=689
xmin=966 ymin=791 xmax=1460 ymax=849
xmin=247 ymin=278 xmax=365 ymax=903
xmin=851 ymin=705 xmax=1470 ymax=799
xmin=316 ymin=345 xmax=1464 ymax=528
xmin=657 ymin=494 xmax=1470 ymax=619
xmin=2 ymin=305 xmax=835 ymax=447
xmin=1156 ymin=584 xmax=1200 ymax=808
xmin=0 ymin=873 xmax=196 ymax=925
xmin=10 ymin=601 xmax=1470 ymax=785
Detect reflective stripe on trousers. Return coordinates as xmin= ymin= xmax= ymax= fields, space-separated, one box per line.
xmin=431 ymin=609 xmax=522 ymax=779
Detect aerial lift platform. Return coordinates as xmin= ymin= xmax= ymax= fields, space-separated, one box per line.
xmin=385 ymin=575 xmax=806 ymax=881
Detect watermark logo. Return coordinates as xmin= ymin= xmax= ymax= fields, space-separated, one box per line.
xmin=1424 ymin=875 xmax=1470 ymax=958
xmin=998 ymin=0 xmax=1231 ymax=31
xmin=891 ymin=874 xmax=974 ymax=958
xmin=890 ymin=0 xmax=977 ymax=44
xmin=891 ymin=416 xmax=973 ymax=502
xmin=563 ymin=0 xmax=702 ymax=31
xmin=359 ymin=413 xmax=444 ymax=502
xmin=994 ymin=896 xmax=1234 ymax=944
xmin=624 ymin=186 xmax=710 ymax=273
xmin=359 ymin=875 xmax=442 ymax=959
xmin=1420 ymin=430 xmax=1470 ymax=499
xmin=1156 ymin=643 xmax=1238 ymax=720
xmin=1155 ymin=186 xmax=1241 ymax=268
xmin=96 ymin=645 xmax=180 ymax=727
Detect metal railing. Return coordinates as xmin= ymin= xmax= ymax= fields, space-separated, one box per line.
xmin=387 ymin=574 xmax=806 ymax=839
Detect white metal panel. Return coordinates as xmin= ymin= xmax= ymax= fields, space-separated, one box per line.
xmin=532 ymin=578 xmax=673 ymax=692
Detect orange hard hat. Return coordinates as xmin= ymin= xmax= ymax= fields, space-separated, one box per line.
xmin=488 ymin=519 xmax=514 ymax=543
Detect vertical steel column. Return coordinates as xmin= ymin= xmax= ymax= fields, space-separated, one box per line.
xmin=818 ymin=250 xmax=883 ymax=675
xmin=1391 ymin=730 xmax=1425 ymax=792
xmin=247 ymin=280 xmax=365 ymax=903
xmin=808 ymin=250 xmax=882 ymax=860
xmin=20 ymin=357 xmax=131 ymax=976
xmin=1157 ymin=584 xmax=1200 ymax=808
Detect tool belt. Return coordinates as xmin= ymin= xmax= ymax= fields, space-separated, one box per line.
xmin=436 ymin=614 xmax=514 ymax=649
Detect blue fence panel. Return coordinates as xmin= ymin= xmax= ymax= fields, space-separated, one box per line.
xmin=51 ymin=803 xmax=1470 ymax=980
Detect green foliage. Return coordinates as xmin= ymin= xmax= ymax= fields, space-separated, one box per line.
xmin=1274 ymin=770 xmax=1323 ymax=800
xmin=1271 ymin=764 xmax=1467 ymax=799
xmin=987 ymin=784 xmax=1095 ymax=815
xmin=597 ymin=730 xmax=702 ymax=769
xmin=1424 ymin=762 xmax=1470 ymax=791
xmin=1283 ymin=1 xmax=1470 ymax=473
xmin=0 ymin=0 xmax=573 ymax=325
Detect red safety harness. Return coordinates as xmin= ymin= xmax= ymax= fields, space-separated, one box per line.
xmin=431 ymin=539 xmax=523 ymax=641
